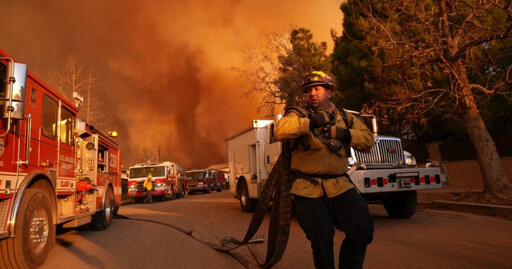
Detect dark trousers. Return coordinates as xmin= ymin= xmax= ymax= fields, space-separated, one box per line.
xmin=144 ymin=189 xmax=153 ymax=203
xmin=294 ymin=188 xmax=374 ymax=269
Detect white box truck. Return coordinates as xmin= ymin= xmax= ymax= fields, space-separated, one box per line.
xmin=227 ymin=114 xmax=447 ymax=218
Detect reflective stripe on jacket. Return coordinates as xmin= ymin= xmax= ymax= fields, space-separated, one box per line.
xmin=144 ymin=179 xmax=153 ymax=191
xmin=274 ymin=102 xmax=374 ymax=198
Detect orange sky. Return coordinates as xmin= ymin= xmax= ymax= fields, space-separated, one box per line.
xmin=0 ymin=0 xmax=344 ymax=168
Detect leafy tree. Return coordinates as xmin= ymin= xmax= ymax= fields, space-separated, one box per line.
xmin=331 ymin=2 xmax=377 ymax=112
xmin=333 ymin=0 xmax=512 ymax=200
xmin=238 ymin=28 xmax=331 ymax=116
xmin=276 ymin=28 xmax=332 ymax=110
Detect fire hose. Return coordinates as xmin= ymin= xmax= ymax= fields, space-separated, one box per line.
xmin=115 ymin=142 xmax=293 ymax=268
xmin=115 ymin=142 xmax=359 ymax=268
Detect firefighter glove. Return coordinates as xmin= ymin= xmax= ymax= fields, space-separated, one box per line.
xmin=322 ymin=126 xmax=352 ymax=144
xmin=309 ymin=111 xmax=333 ymax=130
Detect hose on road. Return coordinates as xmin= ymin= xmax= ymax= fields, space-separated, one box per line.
xmin=115 ymin=142 xmax=293 ymax=269
xmin=114 ymin=213 xmax=261 ymax=268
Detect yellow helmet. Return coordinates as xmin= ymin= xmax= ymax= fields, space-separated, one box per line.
xmin=301 ymin=71 xmax=336 ymax=92
xmin=148 ymin=174 xmax=152 ymax=179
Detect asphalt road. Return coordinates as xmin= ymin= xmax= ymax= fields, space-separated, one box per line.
xmin=40 ymin=191 xmax=512 ymax=269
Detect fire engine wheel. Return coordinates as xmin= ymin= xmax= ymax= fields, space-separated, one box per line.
xmin=0 ymin=189 xmax=55 ymax=269
xmin=93 ymin=188 xmax=114 ymax=230
xmin=216 ymin=183 xmax=223 ymax=192
xmin=238 ymin=181 xmax=257 ymax=213
xmin=383 ymin=190 xmax=417 ymax=219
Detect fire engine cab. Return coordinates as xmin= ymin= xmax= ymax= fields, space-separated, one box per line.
xmin=185 ymin=169 xmax=226 ymax=194
xmin=128 ymin=161 xmax=186 ymax=201
xmin=0 ymin=49 xmax=122 ymax=269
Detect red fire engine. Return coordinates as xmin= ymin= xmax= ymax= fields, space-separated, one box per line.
xmin=185 ymin=169 xmax=226 ymax=194
xmin=0 ymin=49 xmax=122 ymax=268
xmin=127 ymin=161 xmax=187 ymax=201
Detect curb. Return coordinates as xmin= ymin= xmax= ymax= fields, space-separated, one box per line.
xmin=418 ymin=200 xmax=512 ymax=218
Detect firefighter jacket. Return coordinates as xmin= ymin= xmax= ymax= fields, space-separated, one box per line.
xmin=274 ymin=102 xmax=374 ymax=198
xmin=144 ymin=179 xmax=154 ymax=191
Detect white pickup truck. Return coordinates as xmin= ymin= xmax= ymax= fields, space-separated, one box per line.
xmin=227 ymin=113 xmax=447 ymax=218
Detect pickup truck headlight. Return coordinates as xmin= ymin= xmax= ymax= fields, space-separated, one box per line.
xmin=404 ymin=150 xmax=417 ymax=166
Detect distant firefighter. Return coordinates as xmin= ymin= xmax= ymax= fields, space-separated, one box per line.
xmin=143 ymin=174 xmax=154 ymax=204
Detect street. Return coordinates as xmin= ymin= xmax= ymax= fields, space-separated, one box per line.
xmin=40 ymin=191 xmax=512 ymax=269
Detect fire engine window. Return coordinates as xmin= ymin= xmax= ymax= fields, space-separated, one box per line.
xmin=186 ymin=171 xmax=205 ymax=180
xmin=60 ymin=107 xmax=74 ymax=145
xmin=42 ymin=95 xmax=58 ymax=140
xmin=129 ymin=166 xmax=166 ymax=178
xmin=98 ymin=145 xmax=108 ymax=173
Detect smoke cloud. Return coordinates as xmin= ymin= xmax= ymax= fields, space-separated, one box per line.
xmin=0 ymin=0 xmax=343 ymax=168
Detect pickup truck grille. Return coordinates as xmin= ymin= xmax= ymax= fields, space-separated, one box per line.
xmin=353 ymin=137 xmax=404 ymax=167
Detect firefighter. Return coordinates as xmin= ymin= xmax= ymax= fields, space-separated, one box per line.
xmin=274 ymin=71 xmax=375 ymax=269
xmin=143 ymin=174 xmax=154 ymax=204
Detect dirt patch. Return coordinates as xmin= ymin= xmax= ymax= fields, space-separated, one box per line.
xmin=418 ymin=190 xmax=512 ymax=207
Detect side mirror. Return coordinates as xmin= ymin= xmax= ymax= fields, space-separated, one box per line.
xmin=359 ymin=113 xmax=378 ymax=136
xmin=3 ymin=62 xmax=27 ymax=119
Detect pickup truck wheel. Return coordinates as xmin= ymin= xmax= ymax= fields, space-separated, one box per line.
xmin=238 ymin=181 xmax=257 ymax=212
xmin=93 ymin=187 xmax=114 ymax=230
xmin=0 ymin=189 xmax=55 ymax=269
xmin=383 ymin=191 xmax=417 ymax=219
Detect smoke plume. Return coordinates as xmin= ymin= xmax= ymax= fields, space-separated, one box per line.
xmin=0 ymin=0 xmax=343 ymax=168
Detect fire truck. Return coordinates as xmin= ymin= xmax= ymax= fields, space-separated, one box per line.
xmin=227 ymin=117 xmax=447 ymax=218
xmin=0 ymin=50 xmax=122 ymax=268
xmin=127 ymin=161 xmax=186 ymax=201
xmin=185 ymin=169 xmax=225 ymax=194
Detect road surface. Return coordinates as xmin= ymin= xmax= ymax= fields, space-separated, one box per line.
xmin=40 ymin=191 xmax=512 ymax=269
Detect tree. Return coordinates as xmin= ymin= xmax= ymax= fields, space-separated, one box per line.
xmin=237 ymin=28 xmax=332 ymax=116
xmin=334 ymin=0 xmax=512 ymax=200
xmin=40 ymin=55 xmax=110 ymax=129
xmin=135 ymin=136 xmax=170 ymax=164
xmin=276 ymin=28 xmax=332 ymax=110
xmin=331 ymin=2 xmax=377 ymax=112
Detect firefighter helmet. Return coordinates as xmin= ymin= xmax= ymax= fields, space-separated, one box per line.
xmin=148 ymin=174 xmax=152 ymax=179
xmin=301 ymin=71 xmax=336 ymax=92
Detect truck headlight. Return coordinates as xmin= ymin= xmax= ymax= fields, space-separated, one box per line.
xmin=404 ymin=150 xmax=417 ymax=166
xmin=157 ymin=183 xmax=162 ymax=187
xmin=130 ymin=185 xmax=136 ymax=188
